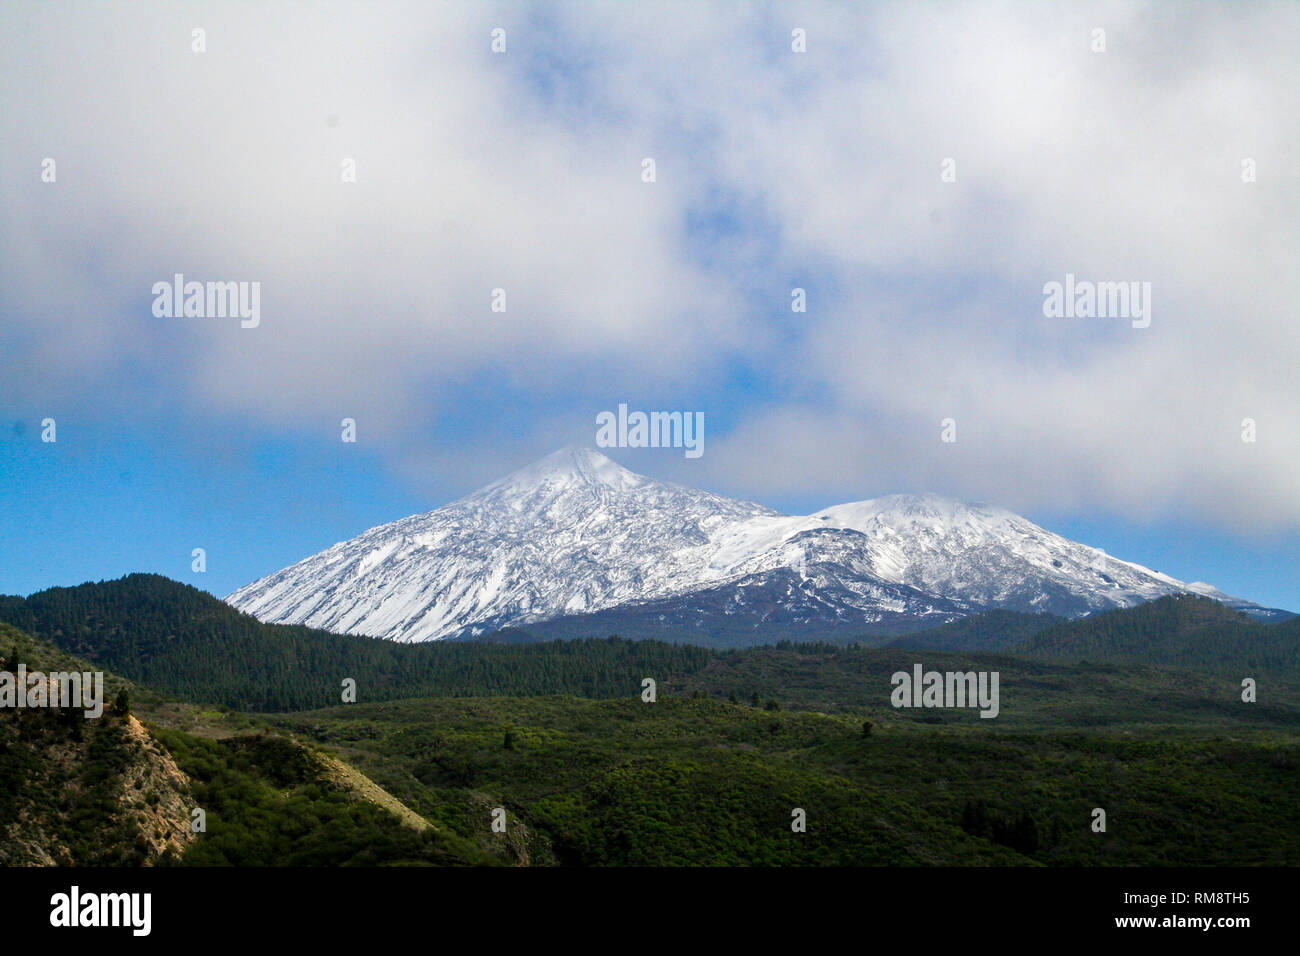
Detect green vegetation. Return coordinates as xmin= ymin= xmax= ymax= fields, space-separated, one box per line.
xmin=0 ymin=623 xmax=181 ymax=866
xmin=668 ymin=643 xmax=1300 ymax=729
xmin=1018 ymin=594 xmax=1300 ymax=676
xmin=0 ymin=621 xmax=493 ymax=867
xmin=887 ymin=608 xmax=1057 ymax=651
xmin=4 ymin=580 xmax=1294 ymax=719
xmin=0 ymin=712 xmax=147 ymax=865
xmin=2 ymin=579 xmax=1297 ymax=867
xmin=0 ymin=575 xmax=712 ymax=711
xmin=151 ymin=730 xmax=494 ymax=866
xmin=892 ymin=597 xmax=1300 ymax=679
xmin=268 ymin=694 xmax=1300 ymax=867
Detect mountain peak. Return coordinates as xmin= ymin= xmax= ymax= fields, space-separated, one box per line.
xmin=227 ymin=451 xmax=1289 ymax=643
xmin=863 ymin=492 xmax=1002 ymax=516
xmin=481 ymin=445 xmax=646 ymax=497
xmin=541 ymin=444 xmax=620 ymax=473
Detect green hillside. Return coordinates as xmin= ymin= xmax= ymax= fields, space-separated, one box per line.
xmin=670 ymin=644 xmax=1300 ymax=730
xmin=1016 ymin=594 xmax=1300 ymax=676
xmin=4 ymin=576 xmax=1298 ymax=867
xmin=0 ymin=621 xmax=193 ymax=865
xmin=0 ymin=574 xmax=712 ymax=711
xmin=0 ymin=620 xmax=496 ymax=867
xmin=267 ymin=693 xmax=1300 ymax=867
xmin=886 ymin=608 xmax=1058 ymax=651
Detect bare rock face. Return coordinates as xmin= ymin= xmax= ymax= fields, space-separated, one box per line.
xmin=0 ymin=709 xmax=196 ymax=866
xmin=118 ymin=715 xmax=198 ymax=863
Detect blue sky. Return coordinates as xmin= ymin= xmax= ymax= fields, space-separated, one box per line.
xmin=1 ymin=1 xmax=1296 ymax=612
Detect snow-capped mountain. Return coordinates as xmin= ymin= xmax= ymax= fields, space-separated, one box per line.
xmin=226 ymin=446 xmax=1288 ymax=643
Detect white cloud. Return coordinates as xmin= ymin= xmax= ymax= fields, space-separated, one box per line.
xmin=1 ymin=1 xmax=1295 ymax=531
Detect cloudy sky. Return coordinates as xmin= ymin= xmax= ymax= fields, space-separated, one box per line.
xmin=1 ymin=1 xmax=1296 ymax=610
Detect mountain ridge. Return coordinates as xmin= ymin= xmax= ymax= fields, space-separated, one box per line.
xmin=226 ymin=447 xmax=1291 ymax=643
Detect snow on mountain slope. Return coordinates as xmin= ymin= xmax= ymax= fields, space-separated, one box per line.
xmin=228 ymin=447 xmax=780 ymax=642
xmin=807 ymin=494 xmax=1188 ymax=616
xmin=226 ymin=447 xmax=1284 ymax=642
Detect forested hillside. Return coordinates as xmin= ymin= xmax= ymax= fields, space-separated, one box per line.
xmin=268 ymin=694 xmax=1300 ymax=867
xmin=886 ymin=609 xmax=1057 ymax=651
xmin=1016 ymin=594 xmax=1300 ymax=675
xmin=2 ymin=584 xmax=1298 ymax=867
xmin=0 ymin=620 xmax=501 ymax=867
xmin=0 ymin=575 xmax=712 ymax=711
